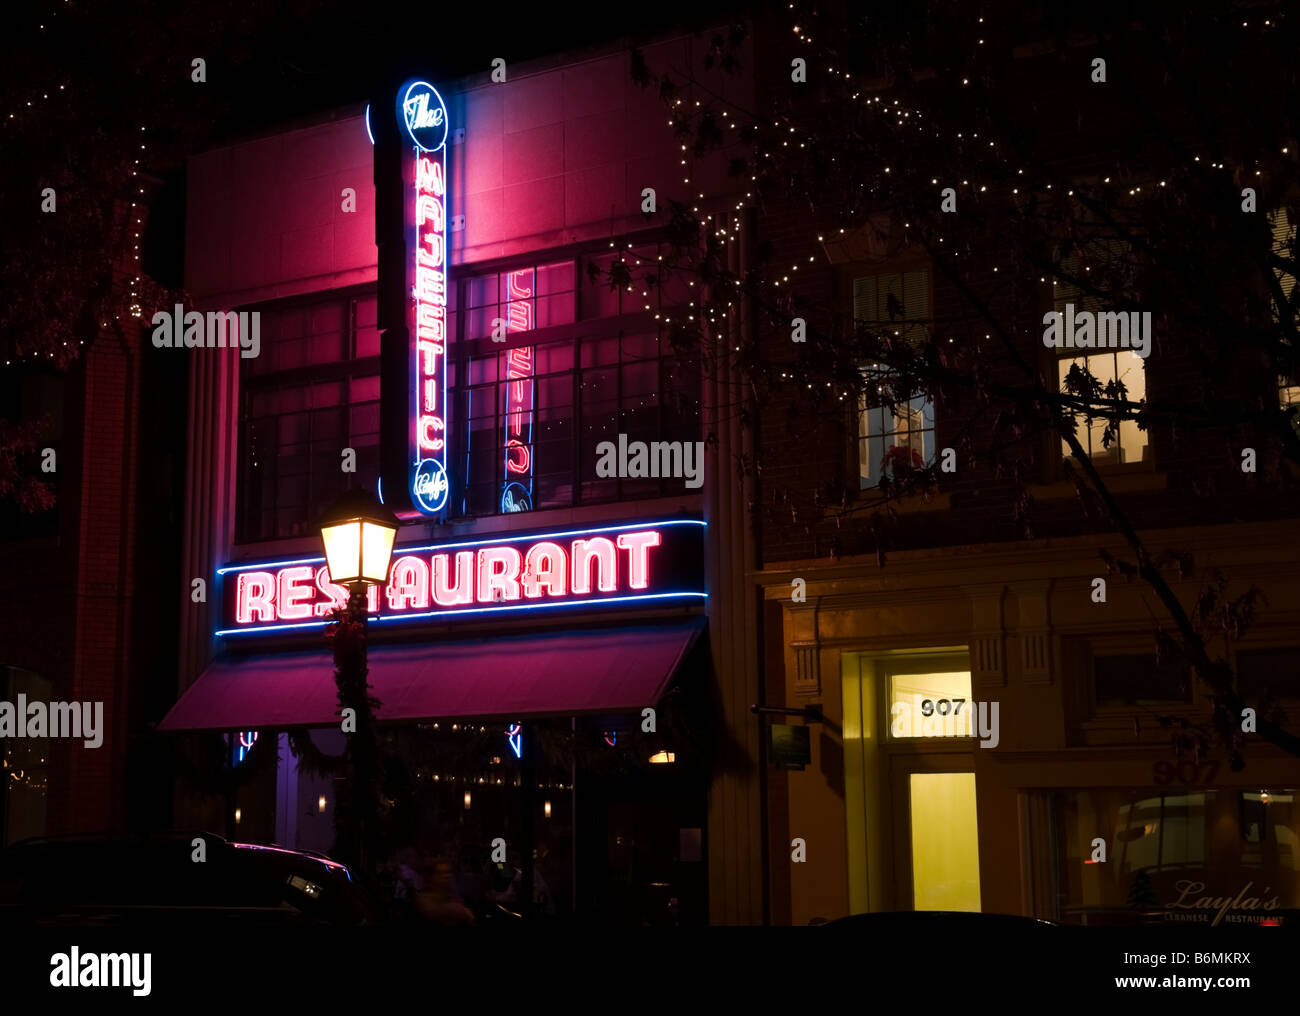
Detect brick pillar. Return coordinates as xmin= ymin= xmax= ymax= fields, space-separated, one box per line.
xmin=704 ymin=208 xmax=764 ymax=924
xmin=54 ymin=321 xmax=141 ymax=834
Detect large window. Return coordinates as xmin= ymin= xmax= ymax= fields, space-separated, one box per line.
xmin=235 ymin=244 xmax=700 ymax=536
xmin=1054 ymin=788 xmax=1300 ymax=925
xmin=457 ymin=244 xmax=699 ymax=517
xmin=1092 ymin=653 xmax=1191 ymax=708
xmin=1053 ymin=239 xmax=1149 ymax=466
xmin=854 ymin=270 xmax=936 ymax=488
xmin=1269 ymin=208 xmax=1300 ymax=430
xmin=237 ymin=292 xmax=381 ymax=542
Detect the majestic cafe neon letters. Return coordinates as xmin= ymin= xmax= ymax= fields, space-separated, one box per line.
xmin=218 ymin=521 xmax=706 ymax=635
xmin=401 ymin=80 xmax=451 ymax=515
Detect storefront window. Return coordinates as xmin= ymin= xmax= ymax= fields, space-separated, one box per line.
xmin=1053 ymin=788 xmax=1300 ymax=925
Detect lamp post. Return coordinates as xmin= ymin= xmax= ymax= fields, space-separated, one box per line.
xmin=317 ymin=487 xmax=399 ymax=881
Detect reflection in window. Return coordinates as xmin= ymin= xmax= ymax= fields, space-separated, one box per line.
xmin=461 ymin=331 xmax=698 ymax=517
xmin=1053 ymin=788 xmax=1299 ymax=925
xmin=465 ymin=261 xmax=575 ymax=340
xmin=858 ymin=372 xmax=935 ymax=489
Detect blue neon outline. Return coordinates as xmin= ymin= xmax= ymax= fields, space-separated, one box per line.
xmin=399 ymin=80 xmax=449 ymax=153
xmin=215 ymin=590 xmax=707 ymax=637
xmin=216 ymin=518 xmax=706 ymax=574
xmin=364 ymin=104 xmax=374 ymax=145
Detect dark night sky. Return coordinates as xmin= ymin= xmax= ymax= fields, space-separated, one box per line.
xmin=187 ymin=0 xmax=747 ymax=143
xmin=0 ymin=0 xmax=746 ymax=288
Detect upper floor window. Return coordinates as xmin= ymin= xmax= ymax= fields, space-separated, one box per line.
xmin=1092 ymin=652 xmax=1190 ymax=708
xmin=1052 ymin=239 xmax=1149 ymax=466
xmin=853 ymin=270 xmax=936 ymax=488
xmin=233 ymin=244 xmax=700 ymax=537
xmin=1269 ymin=208 xmax=1300 ymax=427
xmin=457 ymin=243 xmax=699 ymax=517
xmin=237 ymin=291 xmax=380 ymax=542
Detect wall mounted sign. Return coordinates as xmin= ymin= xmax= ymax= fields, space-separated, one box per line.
xmin=216 ymin=519 xmax=706 ymax=637
xmin=376 ymin=78 xmax=452 ymax=519
xmin=769 ymin=724 xmax=810 ymax=770
xmin=403 ymin=81 xmax=451 ymax=515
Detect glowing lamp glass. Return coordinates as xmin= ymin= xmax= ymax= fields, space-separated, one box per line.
xmin=319 ymin=493 xmax=398 ymax=586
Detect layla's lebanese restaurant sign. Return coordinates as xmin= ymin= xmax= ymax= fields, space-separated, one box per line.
xmin=217 ymin=519 xmax=706 ymax=636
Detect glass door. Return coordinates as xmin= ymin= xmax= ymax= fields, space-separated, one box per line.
xmin=890 ymin=754 xmax=982 ymax=912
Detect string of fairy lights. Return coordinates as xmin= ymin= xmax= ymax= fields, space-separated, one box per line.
xmin=616 ymin=1 xmax=1295 ymax=426
xmin=2 ymin=756 xmax=48 ymax=793
xmin=1 ymin=3 xmax=149 ymax=367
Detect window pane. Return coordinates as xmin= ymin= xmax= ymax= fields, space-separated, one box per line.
xmin=1058 ymin=353 xmax=1148 ymax=464
xmin=1054 ymin=788 xmax=1300 ymax=925
xmin=1237 ymin=648 xmax=1300 ymax=700
xmin=888 ymin=671 xmax=974 ymax=738
xmin=622 ymin=332 xmax=658 ymax=361
xmin=467 ymin=273 xmax=499 ymax=308
xmin=536 ymin=261 xmax=575 ymax=297
xmin=1093 ymin=654 xmax=1190 ymax=706
xmin=583 ymin=255 xmax=622 ymax=319
xmin=534 ymin=339 xmax=573 ymax=374
xmin=237 ymin=291 xmax=382 ymax=540
xmin=466 ymin=307 xmax=496 ymax=341
xmin=536 ymin=293 xmax=574 ymax=329
xmin=469 ymin=354 xmax=499 ymax=386
xmin=582 ymin=338 xmax=619 ymax=369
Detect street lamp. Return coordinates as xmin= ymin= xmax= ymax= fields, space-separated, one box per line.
xmin=316 ymin=486 xmax=399 ymax=881
xmin=319 ymin=487 xmax=399 ymax=588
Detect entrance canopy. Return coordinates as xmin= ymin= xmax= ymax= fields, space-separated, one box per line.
xmin=158 ymin=620 xmax=704 ymax=732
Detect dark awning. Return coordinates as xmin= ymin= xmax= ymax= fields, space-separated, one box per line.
xmin=158 ymin=619 xmax=704 ymax=732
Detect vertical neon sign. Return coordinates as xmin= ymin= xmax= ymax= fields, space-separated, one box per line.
xmin=400 ymin=81 xmax=451 ymax=515
xmin=501 ymin=268 xmax=535 ymax=513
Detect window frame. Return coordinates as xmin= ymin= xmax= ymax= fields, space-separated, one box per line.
xmin=1048 ymin=237 xmax=1152 ymax=472
xmin=235 ymin=284 xmax=381 ymax=544
xmin=845 ymin=262 xmax=939 ymax=490
xmin=450 ymin=236 xmax=702 ymax=520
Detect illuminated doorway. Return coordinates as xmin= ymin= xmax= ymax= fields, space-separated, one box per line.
xmin=842 ymin=650 xmax=982 ymax=912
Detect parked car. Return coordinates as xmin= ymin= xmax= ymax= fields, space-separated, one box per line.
xmin=0 ymin=832 xmax=371 ymax=926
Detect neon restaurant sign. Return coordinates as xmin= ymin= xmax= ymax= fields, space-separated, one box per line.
xmin=216 ymin=519 xmax=706 ymax=637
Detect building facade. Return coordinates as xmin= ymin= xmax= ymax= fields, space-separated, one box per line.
xmin=167 ymin=33 xmax=764 ymax=924
xmin=750 ymin=20 xmax=1300 ymax=925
